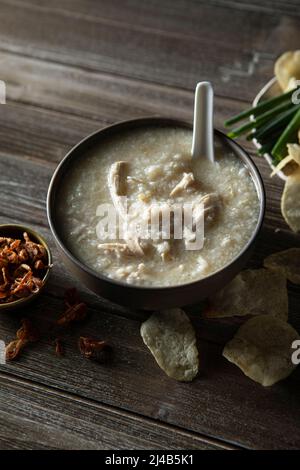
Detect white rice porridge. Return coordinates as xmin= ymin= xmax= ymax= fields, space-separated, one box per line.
xmin=57 ymin=126 xmax=260 ymax=286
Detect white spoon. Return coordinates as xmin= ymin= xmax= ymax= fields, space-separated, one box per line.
xmin=191 ymin=81 xmax=215 ymax=177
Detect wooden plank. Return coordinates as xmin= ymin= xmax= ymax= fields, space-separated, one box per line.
xmin=0 ymin=282 xmax=299 ymax=450
xmin=1 ymin=50 xmax=247 ymax=123
xmin=208 ymin=0 xmax=300 ymax=17
xmin=0 ymin=51 xmax=259 ymax=165
xmin=0 ymin=153 xmax=51 ymax=227
xmin=0 ymin=103 xmax=98 ymax=165
xmin=20 ymin=0 xmax=299 ymax=19
xmin=0 ymin=0 xmax=294 ymax=100
xmin=0 ymin=373 xmax=228 ymax=450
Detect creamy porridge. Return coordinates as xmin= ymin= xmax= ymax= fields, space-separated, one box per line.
xmin=57 ymin=126 xmax=260 ymax=286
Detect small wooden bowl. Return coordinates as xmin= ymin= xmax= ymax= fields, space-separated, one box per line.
xmin=0 ymin=224 xmax=52 ymax=312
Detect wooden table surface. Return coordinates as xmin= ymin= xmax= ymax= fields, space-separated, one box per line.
xmin=0 ymin=0 xmax=300 ymax=450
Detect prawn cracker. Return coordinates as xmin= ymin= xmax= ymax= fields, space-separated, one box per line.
xmin=223 ymin=314 xmax=300 ymax=386
xmin=205 ymin=269 xmax=288 ymax=320
xmin=140 ymin=308 xmax=199 ymax=381
xmin=281 ymin=168 xmax=300 ymax=233
xmin=264 ymin=248 xmax=300 ymax=285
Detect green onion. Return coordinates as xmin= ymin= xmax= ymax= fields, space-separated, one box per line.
xmin=255 ymin=127 xmax=283 ymax=154
xmin=256 ymin=129 xmax=283 ymax=147
xmin=224 ymin=88 xmax=298 ymax=127
xmin=228 ymin=100 xmax=295 ymax=139
xmin=271 ymin=108 xmax=300 ymax=161
xmin=250 ymin=105 xmax=300 ymax=141
xmin=258 ymin=141 xmax=279 ymax=155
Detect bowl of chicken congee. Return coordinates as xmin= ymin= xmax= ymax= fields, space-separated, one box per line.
xmin=47 ymin=118 xmax=265 ymax=309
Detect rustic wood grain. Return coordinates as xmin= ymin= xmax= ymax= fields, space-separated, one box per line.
xmin=0 ymin=51 xmax=251 ymax=161
xmin=208 ymin=0 xmax=300 ymax=17
xmin=0 ymin=373 xmax=230 ymax=450
xmin=1 ymin=50 xmax=249 ymax=120
xmin=0 ymin=279 xmax=299 ymax=450
xmin=0 ymin=0 xmax=296 ymax=100
xmin=0 ymin=0 xmax=299 ymax=451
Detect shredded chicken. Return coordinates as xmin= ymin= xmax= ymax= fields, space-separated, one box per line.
xmin=107 ymin=161 xmax=144 ymax=256
xmin=193 ymin=192 xmax=222 ymax=226
xmin=170 ymin=172 xmax=195 ymax=197
xmin=183 ymin=193 xmax=222 ymax=248
xmin=201 ymin=193 xmax=222 ymax=221
xmin=125 ymin=237 xmax=145 ymax=256
xmin=108 ymin=161 xmax=128 ymax=219
xmin=155 ymin=241 xmax=172 ymax=262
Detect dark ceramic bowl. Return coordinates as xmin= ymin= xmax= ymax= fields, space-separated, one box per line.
xmin=47 ymin=118 xmax=265 ymax=310
xmin=0 ymin=224 xmax=52 ymax=312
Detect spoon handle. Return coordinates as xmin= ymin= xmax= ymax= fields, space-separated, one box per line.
xmin=192 ymin=81 xmax=215 ymax=163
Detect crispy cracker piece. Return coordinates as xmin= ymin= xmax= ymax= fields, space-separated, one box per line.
xmin=223 ymin=314 xmax=300 ymax=386
xmin=274 ymin=50 xmax=300 ymax=91
xmin=205 ymin=269 xmax=288 ymax=320
xmin=271 ymin=144 xmax=300 ymax=177
xmin=281 ymin=167 xmax=300 ymax=232
xmin=140 ymin=309 xmax=199 ymax=382
xmin=271 ymin=155 xmax=296 ymax=177
xmin=287 ymin=143 xmax=300 ymax=165
xmin=264 ymin=248 xmax=300 ymax=285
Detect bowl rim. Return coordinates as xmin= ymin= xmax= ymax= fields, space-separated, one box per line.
xmin=0 ymin=223 xmax=52 ymax=309
xmin=47 ymin=116 xmax=265 ymax=292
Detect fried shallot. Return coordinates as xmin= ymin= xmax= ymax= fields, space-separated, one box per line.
xmin=5 ymin=319 xmax=39 ymax=361
xmin=0 ymin=232 xmax=49 ymax=304
xmin=57 ymin=288 xmax=87 ymax=326
xmin=54 ymin=338 xmax=64 ymax=357
xmin=79 ymin=336 xmax=110 ymax=362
